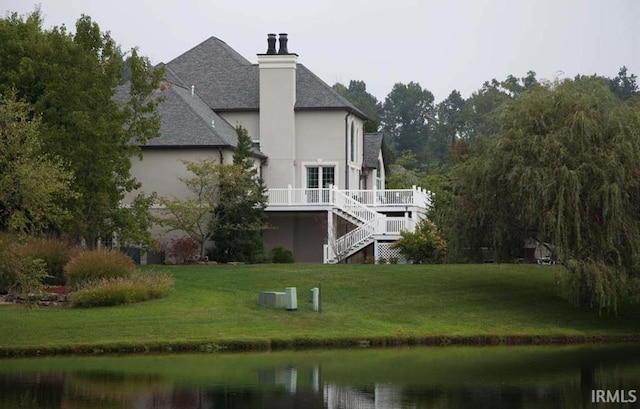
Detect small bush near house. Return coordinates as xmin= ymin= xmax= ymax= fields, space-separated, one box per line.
xmin=64 ymin=249 xmax=135 ymax=289
xmin=270 ymin=246 xmax=294 ymax=263
xmin=20 ymin=238 xmax=78 ymax=285
xmin=70 ymin=271 xmax=174 ymax=308
xmin=391 ymin=219 xmax=447 ymax=264
xmin=364 ymin=255 xmax=376 ymax=264
xmin=162 ymin=236 xmax=200 ymax=264
xmin=377 ymin=256 xmax=387 ymax=264
xmin=388 ymin=256 xmax=399 ymax=264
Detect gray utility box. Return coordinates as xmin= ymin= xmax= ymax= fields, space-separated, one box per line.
xmin=285 ymin=287 xmax=298 ymax=311
xmin=259 ymin=291 xmax=286 ymax=308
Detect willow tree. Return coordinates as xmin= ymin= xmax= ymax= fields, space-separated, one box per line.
xmin=454 ymin=77 xmax=640 ymax=312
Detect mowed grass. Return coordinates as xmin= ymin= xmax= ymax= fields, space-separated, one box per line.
xmin=2 ymin=264 xmax=640 ymax=352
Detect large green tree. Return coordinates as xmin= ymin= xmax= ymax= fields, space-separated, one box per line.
xmin=0 ymin=9 xmax=163 ymax=246
xmin=459 ymin=72 xmax=539 ymax=147
xmin=210 ymin=126 xmax=269 ymax=263
xmin=428 ymin=90 xmax=466 ymax=167
xmin=0 ymin=93 xmax=75 ymax=234
xmin=333 ymin=80 xmax=382 ymax=132
xmin=381 ymin=82 xmax=435 ymax=166
xmin=453 ymin=77 xmax=640 ymax=312
xmin=609 ymin=66 xmax=638 ymax=100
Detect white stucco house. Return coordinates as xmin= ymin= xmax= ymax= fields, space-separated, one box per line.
xmin=125 ymin=33 xmax=430 ymax=263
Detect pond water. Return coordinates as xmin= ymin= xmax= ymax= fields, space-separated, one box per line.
xmin=1 ymin=344 xmax=639 ymax=408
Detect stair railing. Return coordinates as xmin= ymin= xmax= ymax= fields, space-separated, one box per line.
xmin=332 ymin=187 xmax=379 ymax=225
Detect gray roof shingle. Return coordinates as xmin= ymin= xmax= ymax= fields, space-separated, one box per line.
xmin=363 ymin=133 xmax=384 ymax=168
xmin=164 ymin=37 xmax=367 ymax=118
xmin=145 ymin=81 xmax=239 ymax=147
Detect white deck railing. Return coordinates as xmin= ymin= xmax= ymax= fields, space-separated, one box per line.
xmin=267 ymin=185 xmax=431 ymax=208
xmin=267 ymin=188 xmax=332 ymax=206
xmin=382 ymin=216 xmax=414 ymax=234
xmin=270 ymin=185 xmax=430 ymax=263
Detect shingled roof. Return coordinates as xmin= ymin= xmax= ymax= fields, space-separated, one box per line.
xmin=164 ymin=37 xmax=367 ymax=118
xmin=145 ymin=79 xmax=239 ymax=148
xmin=363 ymin=133 xmax=384 ymax=169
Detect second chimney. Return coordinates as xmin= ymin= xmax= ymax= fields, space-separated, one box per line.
xmin=277 ymin=33 xmax=289 ymax=54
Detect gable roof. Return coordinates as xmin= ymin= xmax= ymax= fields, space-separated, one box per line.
xmin=164 ymin=37 xmax=367 ymax=118
xmin=146 ymin=80 xmax=239 ymax=148
xmin=363 ymin=133 xmax=384 ymax=169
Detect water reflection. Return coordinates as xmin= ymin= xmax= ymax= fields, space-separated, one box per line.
xmin=1 ymin=344 xmax=640 ymax=408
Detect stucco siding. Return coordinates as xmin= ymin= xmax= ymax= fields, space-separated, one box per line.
xmin=219 ymin=112 xmax=260 ymax=140
xmin=126 ymin=148 xmax=228 ymax=203
xmin=259 ymin=55 xmax=297 ymax=191
xmin=264 ymin=211 xmax=326 ymax=263
xmin=294 ymin=111 xmax=351 ymax=190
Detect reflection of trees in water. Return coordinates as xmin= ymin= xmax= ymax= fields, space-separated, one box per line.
xmin=1 ymin=348 xmax=640 ymax=409
xmin=402 ymin=385 xmax=535 ymax=409
xmin=0 ymin=373 xmax=64 ymax=409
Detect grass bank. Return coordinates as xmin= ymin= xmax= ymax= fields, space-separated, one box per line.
xmin=2 ymin=264 xmax=639 ymax=357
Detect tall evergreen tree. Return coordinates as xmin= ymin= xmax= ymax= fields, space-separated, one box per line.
xmin=210 ymin=126 xmax=269 ymax=263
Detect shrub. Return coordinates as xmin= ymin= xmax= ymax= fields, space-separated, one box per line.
xmin=270 ymin=246 xmax=294 ymax=263
xmin=0 ymin=235 xmax=19 ymax=293
xmin=69 ymin=271 xmax=174 ymax=308
xmin=163 ymin=236 xmax=199 ymax=264
xmin=377 ymin=256 xmax=387 ymax=264
xmin=65 ymin=249 xmax=135 ymax=289
xmin=20 ymin=238 xmax=78 ymax=285
xmin=12 ymin=258 xmax=48 ymax=305
xmin=388 ymin=256 xmax=399 ymax=264
xmin=391 ymin=219 xmax=447 ymax=264
xmin=364 ymin=255 xmax=376 ymax=264
xmin=0 ymin=234 xmax=48 ymax=299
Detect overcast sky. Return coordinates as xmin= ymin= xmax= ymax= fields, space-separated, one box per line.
xmin=3 ymin=0 xmax=638 ymax=102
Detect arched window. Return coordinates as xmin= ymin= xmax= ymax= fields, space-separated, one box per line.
xmin=350 ymin=122 xmax=355 ymax=162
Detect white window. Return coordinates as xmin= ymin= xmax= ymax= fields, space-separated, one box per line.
xmin=350 ymin=122 xmax=355 ymax=163
xmin=306 ymin=165 xmax=335 ymax=203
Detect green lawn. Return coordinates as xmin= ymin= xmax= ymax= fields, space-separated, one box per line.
xmin=1 ymin=264 xmax=639 ymax=355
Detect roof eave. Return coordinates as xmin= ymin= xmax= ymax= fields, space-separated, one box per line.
xmin=294 ymin=106 xmax=369 ymax=120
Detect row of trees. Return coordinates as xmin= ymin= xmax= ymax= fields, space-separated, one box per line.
xmin=0 ymin=9 xmax=162 ymax=247
xmin=1 ymin=9 xmax=268 ymax=262
xmin=335 ymin=68 xmax=640 ymax=312
xmin=335 ymin=68 xmax=637 ymax=169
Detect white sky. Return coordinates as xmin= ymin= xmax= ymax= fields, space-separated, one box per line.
xmin=3 ymin=0 xmax=639 ymax=102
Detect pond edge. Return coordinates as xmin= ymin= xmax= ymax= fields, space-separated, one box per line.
xmin=3 ymin=334 xmax=640 ymax=358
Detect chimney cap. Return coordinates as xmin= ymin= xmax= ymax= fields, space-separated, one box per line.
xmin=277 ymin=33 xmax=289 ymax=55
xmin=266 ymin=33 xmax=277 ymax=55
